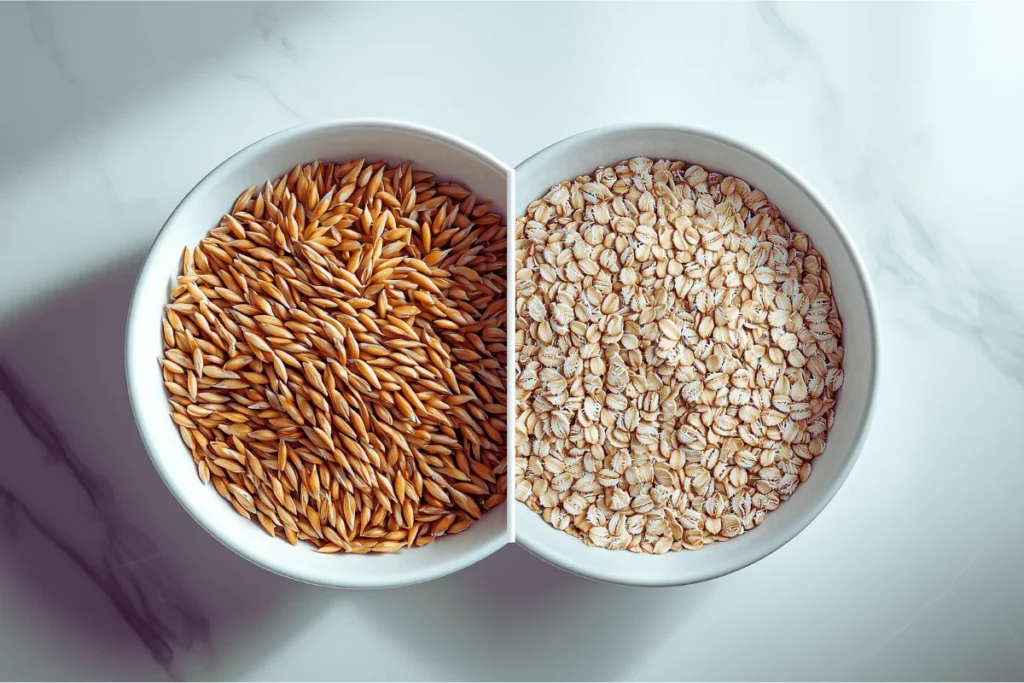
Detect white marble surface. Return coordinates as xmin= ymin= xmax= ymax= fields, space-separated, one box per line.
xmin=1 ymin=2 xmax=1021 ymax=681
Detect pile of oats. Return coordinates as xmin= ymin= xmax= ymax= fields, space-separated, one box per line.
xmin=514 ymin=157 xmax=844 ymax=553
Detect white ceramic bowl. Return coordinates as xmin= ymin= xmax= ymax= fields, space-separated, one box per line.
xmin=514 ymin=123 xmax=879 ymax=587
xmin=126 ymin=120 xmax=509 ymax=588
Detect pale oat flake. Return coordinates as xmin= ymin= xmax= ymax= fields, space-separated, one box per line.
xmin=515 ymin=157 xmax=844 ymax=553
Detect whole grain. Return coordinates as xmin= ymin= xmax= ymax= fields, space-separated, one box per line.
xmin=161 ymin=159 xmax=507 ymax=553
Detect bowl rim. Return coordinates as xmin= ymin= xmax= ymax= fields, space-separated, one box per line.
xmin=512 ymin=121 xmax=880 ymax=587
xmin=125 ymin=118 xmax=511 ymax=589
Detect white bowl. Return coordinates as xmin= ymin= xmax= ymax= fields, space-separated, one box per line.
xmin=513 ymin=123 xmax=879 ymax=587
xmin=126 ymin=120 xmax=510 ymax=588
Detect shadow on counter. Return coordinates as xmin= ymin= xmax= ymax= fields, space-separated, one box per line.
xmin=346 ymin=543 xmax=709 ymax=682
xmin=0 ymin=250 xmax=329 ymax=681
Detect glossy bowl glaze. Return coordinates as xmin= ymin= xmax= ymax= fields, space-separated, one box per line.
xmin=513 ymin=123 xmax=878 ymax=586
xmin=127 ymin=120 xmax=509 ymax=588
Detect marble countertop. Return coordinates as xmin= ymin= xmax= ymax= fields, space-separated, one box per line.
xmin=1 ymin=2 xmax=1021 ymax=681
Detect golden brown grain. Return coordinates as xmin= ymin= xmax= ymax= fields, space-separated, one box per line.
xmin=162 ymin=159 xmax=507 ymax=553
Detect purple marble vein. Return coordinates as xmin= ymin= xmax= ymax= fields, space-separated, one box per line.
xmin=0 ymin=360 xmax=209 ymax=675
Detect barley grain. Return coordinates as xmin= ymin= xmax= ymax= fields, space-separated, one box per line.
xmin=162 ymin=159 xmax=507 ymax=552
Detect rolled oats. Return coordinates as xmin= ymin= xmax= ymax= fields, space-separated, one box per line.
xmin=515 ymin=157 xmax=844 ymax=553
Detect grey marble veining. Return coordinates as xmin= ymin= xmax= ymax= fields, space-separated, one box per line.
xmin=755 ymin=2 xmax=1024 ymax=389
xmin=0 ymin=1 xmax=1021 ymax=681
xmin=0 ymin=362 xmax=209 ymax=677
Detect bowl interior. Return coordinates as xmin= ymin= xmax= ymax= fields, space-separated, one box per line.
xmin=513 ymin=125 xmax=877 ymax=586
xmin=127 ymin=122 xmax=509 ymax=588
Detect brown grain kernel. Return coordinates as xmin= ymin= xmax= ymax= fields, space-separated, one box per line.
xmin=162 ymin=159 xmax=506 ymax=553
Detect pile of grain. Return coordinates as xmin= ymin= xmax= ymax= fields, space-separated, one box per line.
xmin=514 ymin=157 xmax=844 ymax=553
xmin=161 ymin=159 xmax=506 ymax=553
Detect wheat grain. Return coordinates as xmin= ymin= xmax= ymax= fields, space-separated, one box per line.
xmin=161 ymin=159 xmax=507 ymax=553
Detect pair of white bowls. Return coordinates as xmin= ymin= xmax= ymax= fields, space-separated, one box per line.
xmin=126 ymin=120 xmax=878 ymax=588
